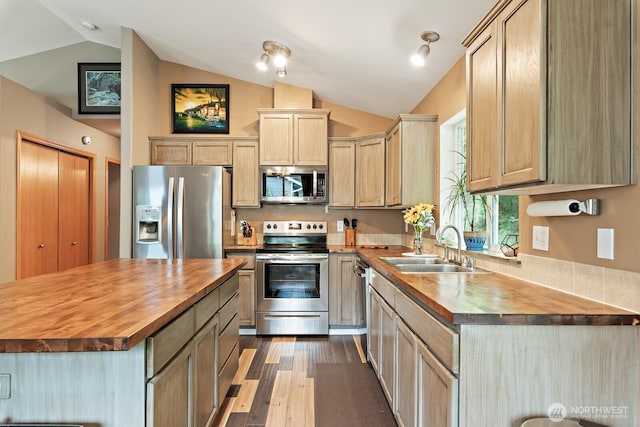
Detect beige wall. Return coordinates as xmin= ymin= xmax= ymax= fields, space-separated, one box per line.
xmin=410 ymin=26 xmax=640 ymax=273
xmin=0 ymin=77 xmax=120 ymax=283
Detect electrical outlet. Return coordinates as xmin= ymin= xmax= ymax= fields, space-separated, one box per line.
xmin=0 ymin=374 xmax=10 ymax=399
xmin=532 ymin=225 xmax=549 ymax=251
xmin=337 ymin=220 xmax=344 ymax=233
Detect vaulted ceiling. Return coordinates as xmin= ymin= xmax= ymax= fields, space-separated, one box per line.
xmin=0 ymin=0 xmax=496 ymax=136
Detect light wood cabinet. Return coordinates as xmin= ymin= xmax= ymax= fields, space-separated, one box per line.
xmin=379 ymin=296 xmax=395 ymax=406
xmin=385 ymin=115 xmax=437 ymax=207
xmin=147 ymin=274 xmax=239 ymax=427
xmin=328 ymin=138 xmax=356 ymax=207
xmin=367 ymin=288 xmax=382 ymax=373
xmin=258 ymin=109 xmax=330 ymax=166
xmin=226 ymin=251 xmax=256 ymax=327
xmin=395 ymin=316 xmax=417 ymax=427
xmin=329 ymin=254 xmax=365 ymax=327
xmin=464 ymin=0 xmax=634 ymax=194
xmin=149 ymin=138 xmax=232 ymax=166
xmin=417 ymin=339 xmax=458 ymax=427
xmin=355 ymin=134 xmax=385 ymax=207
xmin=232 ymin=140 xmax=260 ymax=207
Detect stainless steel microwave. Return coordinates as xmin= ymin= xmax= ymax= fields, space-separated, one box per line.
xmin=260 ymin=166 xmax=328 ymax=204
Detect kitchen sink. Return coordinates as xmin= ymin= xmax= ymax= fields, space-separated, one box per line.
xmin=380 ymin=256 xmax=490 ymax=274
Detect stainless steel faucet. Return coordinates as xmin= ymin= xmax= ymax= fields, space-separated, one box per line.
xmin=436 ymin=224 xmax=462 ymax=263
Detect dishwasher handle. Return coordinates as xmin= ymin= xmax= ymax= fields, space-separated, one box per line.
xmin=353 ymin=259 xmax=368 ymax=278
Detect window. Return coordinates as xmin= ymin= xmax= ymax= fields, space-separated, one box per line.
xmin=439 ymin=110 xmax=519 ymax=253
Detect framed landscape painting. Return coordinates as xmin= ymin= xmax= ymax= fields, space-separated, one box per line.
xmin=78 ymin=62 xmax=121 ymax=114
xmin=172 ymin=84 xmax=229 ymax=134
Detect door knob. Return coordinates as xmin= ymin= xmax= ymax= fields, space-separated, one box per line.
xmin=38 ymin=243 xmax=45 ymax=248
xmin=71 ymin=241 xmax=77 ymax=246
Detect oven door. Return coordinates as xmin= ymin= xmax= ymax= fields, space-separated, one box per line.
xmin=256 ymin=253 xmax=328 ymax=312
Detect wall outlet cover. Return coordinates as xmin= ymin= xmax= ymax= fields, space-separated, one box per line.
xmin=532 ymin=225 xmax=550 ymax=251
xmin=597 ymin=228 xmax=614 ymax=260
xmin=337 ymin=220 xmax=344 ymax=233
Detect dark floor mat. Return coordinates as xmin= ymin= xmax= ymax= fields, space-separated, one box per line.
xmin=314 ymin=363 xmax=397 ymax=427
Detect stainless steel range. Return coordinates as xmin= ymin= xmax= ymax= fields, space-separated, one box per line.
xmin=256 ymin=220 xmax=329 ymax=335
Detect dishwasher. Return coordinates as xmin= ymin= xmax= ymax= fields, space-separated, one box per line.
xmin=353 ymin=257 xmax=370 ymax=355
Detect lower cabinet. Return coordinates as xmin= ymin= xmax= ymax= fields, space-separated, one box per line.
xmin=368 ymin=268 xmax=459 ymax=427
xmin=146 ymin=274 xmax=240 ymax=427
xmin=226 ymin=251 xmax=256 ymax=327
xmin=329 ymin=254 xmax=365 ymax=327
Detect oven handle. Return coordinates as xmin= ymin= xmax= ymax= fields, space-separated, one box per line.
xmin=257 ymin=254 xmax=329 ymax=262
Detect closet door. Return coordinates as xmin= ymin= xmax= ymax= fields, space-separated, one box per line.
xmin=19 ymin=142 xmax=59 ymax=279
xmin=58 ymin=152 xmax=90 ymax=271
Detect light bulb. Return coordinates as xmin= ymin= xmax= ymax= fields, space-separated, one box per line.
xmin=277 ymin=67 xmax=287 ymax=78
xmin=273 ymin=52 xmax=287 ymax=68
xmin=256 ymin=53 xmax=269 ymax=71
xmin=411 ymin=44 xmax=430 ymax=67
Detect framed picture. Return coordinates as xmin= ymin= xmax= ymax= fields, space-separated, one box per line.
xmin=77 ymin=63 xmax=121 ymax=114
xmin=172 ymin=84 xmax=229 ymax=134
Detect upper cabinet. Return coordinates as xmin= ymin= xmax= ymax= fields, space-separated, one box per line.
xmin=258 ymin=109 xmax=330 ymax=166
xmin=149 ymin=137 xmax=232 ymax=166
xmin=463 ymin=0 xmax=635 ymax=194
xmin=329 ymin=138 xmax=356 ymax=208
xmin=355 ymin=134 xmax=386 ymax=207
xmin=385 ymin=115 xmax=437 ymax=207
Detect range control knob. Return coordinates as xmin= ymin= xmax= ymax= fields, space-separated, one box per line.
xmin=306 ymin=224 xmax=311 ymax=229
xmin=266 ymin=224 xmax=272 ymax=229
xmin=319 ymin=224 xmax=324 ymax=229
xmin=313 ymin=224 xmax=317 ymax=229
xmin=273 ymin=224 xmax=278 ymax=229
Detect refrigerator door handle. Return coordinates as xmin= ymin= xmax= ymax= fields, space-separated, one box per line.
xmin=176 ymin=176 xmax=185 ymax=258
xmin=167 ymin=176 xmax=174 ymax=259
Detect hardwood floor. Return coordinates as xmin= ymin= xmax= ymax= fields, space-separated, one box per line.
xmin=214 ymin=335 xmax=396 ymax=427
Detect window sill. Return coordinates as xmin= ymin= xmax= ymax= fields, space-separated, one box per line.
xmin=434 ymin=243 xmax=521 ymax=265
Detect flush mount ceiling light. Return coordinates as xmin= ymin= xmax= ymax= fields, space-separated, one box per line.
xmin=411 ymin=31 xmax=440 ymax=67
xmin=256 ymin=41 xmax=292 ymax=78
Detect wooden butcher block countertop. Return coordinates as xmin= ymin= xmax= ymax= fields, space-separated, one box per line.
xmin=0 ymin=258 xmax=245 ymax=353
xmin=357 ymin=247 xmax=640 ymax=326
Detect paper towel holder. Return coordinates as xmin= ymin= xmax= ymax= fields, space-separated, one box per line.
xmin=527 ymin=198 xmax=600 ymax=217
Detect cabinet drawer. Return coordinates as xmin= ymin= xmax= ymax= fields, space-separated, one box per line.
xmin=194 ymin=288 xmax=220 ymax=331
xmin=218 ymin=342 xmax=239 ymax=406
xmin=146 ymin=307 xmax=195 ymax=378
xmin=219 ymin=291 xmax=239 ymax=331
xmin=226 ymin=253 xmax=256 ymax=270
xmin=219 ymin=274 xmax=240 ymax=306
xmin=370 ymin=269 xmax=396 ymax=308
xmin=218 ymin=313 xmax=239 ymax=368
xmin=394 ymin=288 xmax=459 ymax=374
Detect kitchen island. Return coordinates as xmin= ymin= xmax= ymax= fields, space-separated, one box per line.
xmin=357 ymin=247 xmax=639 ymax=427
xmin=0 ymin=258 xmax=245 ymax=426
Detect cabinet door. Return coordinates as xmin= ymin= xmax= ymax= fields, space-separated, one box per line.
xmin=417 ymin=340 xmax=458 ymax=427
xmin=193 ymin=141 xmax=232 ymax=166
xmin=232 ymin=141 xmax=260 ymax=207
xmin=238 ymin=270 xmax=255 ymax=326
xmin=355 ymin=137 xmax=385 ymax=207
xmin=193 ymin=315 xmax=220 ymax=427
xmin=395 ymin=317 xmax=417 ymax=427
xmin=367 ymin=288 xmax=382 ymax=373
xmin=497 ymin=0 xmax=545 ymax=188
xmin=151 ymin=140 xmax=192 ymax=165
xmin=379 ymin=297 xmax=395 ymax=406
xmin=18 ymin=141 xmax=59 ymax=279
xmin=329 ymin=254 xmax=364 ymax=327
xmin=385 ymin=124 xmax=401 ymax=206
xmin=259 ymin=113 xmax=294 ymax=165
xmin=147 ymin=341 xmax=194 ymax=427
xmin=329 ymin=141 xmax=355 ymax=207
xmin=466 ymin=21 xmax=498 ymax=192
xmin=58 ymin=152 xmax=90 ymax=271
xmin=294 ymin=113 xmax=328 ymax=165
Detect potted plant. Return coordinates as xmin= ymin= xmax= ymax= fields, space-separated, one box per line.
xmin=443 ymin=150 xmax=490 ymax=250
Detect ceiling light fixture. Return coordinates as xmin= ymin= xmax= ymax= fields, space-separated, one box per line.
xmin=411 ymin=31 xmax=440 ymax=67
xmin=81 ymin=21 xmax=98 ymax=31
xmin=256 ymin=41 xmax=292 ymax=78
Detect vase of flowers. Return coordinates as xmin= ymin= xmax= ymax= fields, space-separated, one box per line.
xmin=403 ymin=203 xmax=435 ymax=255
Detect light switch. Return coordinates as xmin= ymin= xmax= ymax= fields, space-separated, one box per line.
xmin=597 ymin=228 xmax=614 ymax=260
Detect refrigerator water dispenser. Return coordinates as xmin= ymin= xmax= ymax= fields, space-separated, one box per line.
xmin=136 ymin=205 xmax=161 ymax=243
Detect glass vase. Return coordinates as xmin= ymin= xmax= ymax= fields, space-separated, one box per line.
xmin=413 ymin=229 xmax=424 ymax=255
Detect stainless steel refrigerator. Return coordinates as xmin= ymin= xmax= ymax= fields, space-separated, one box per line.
xmin=132 ymin=165 xmax=231 ymax=259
